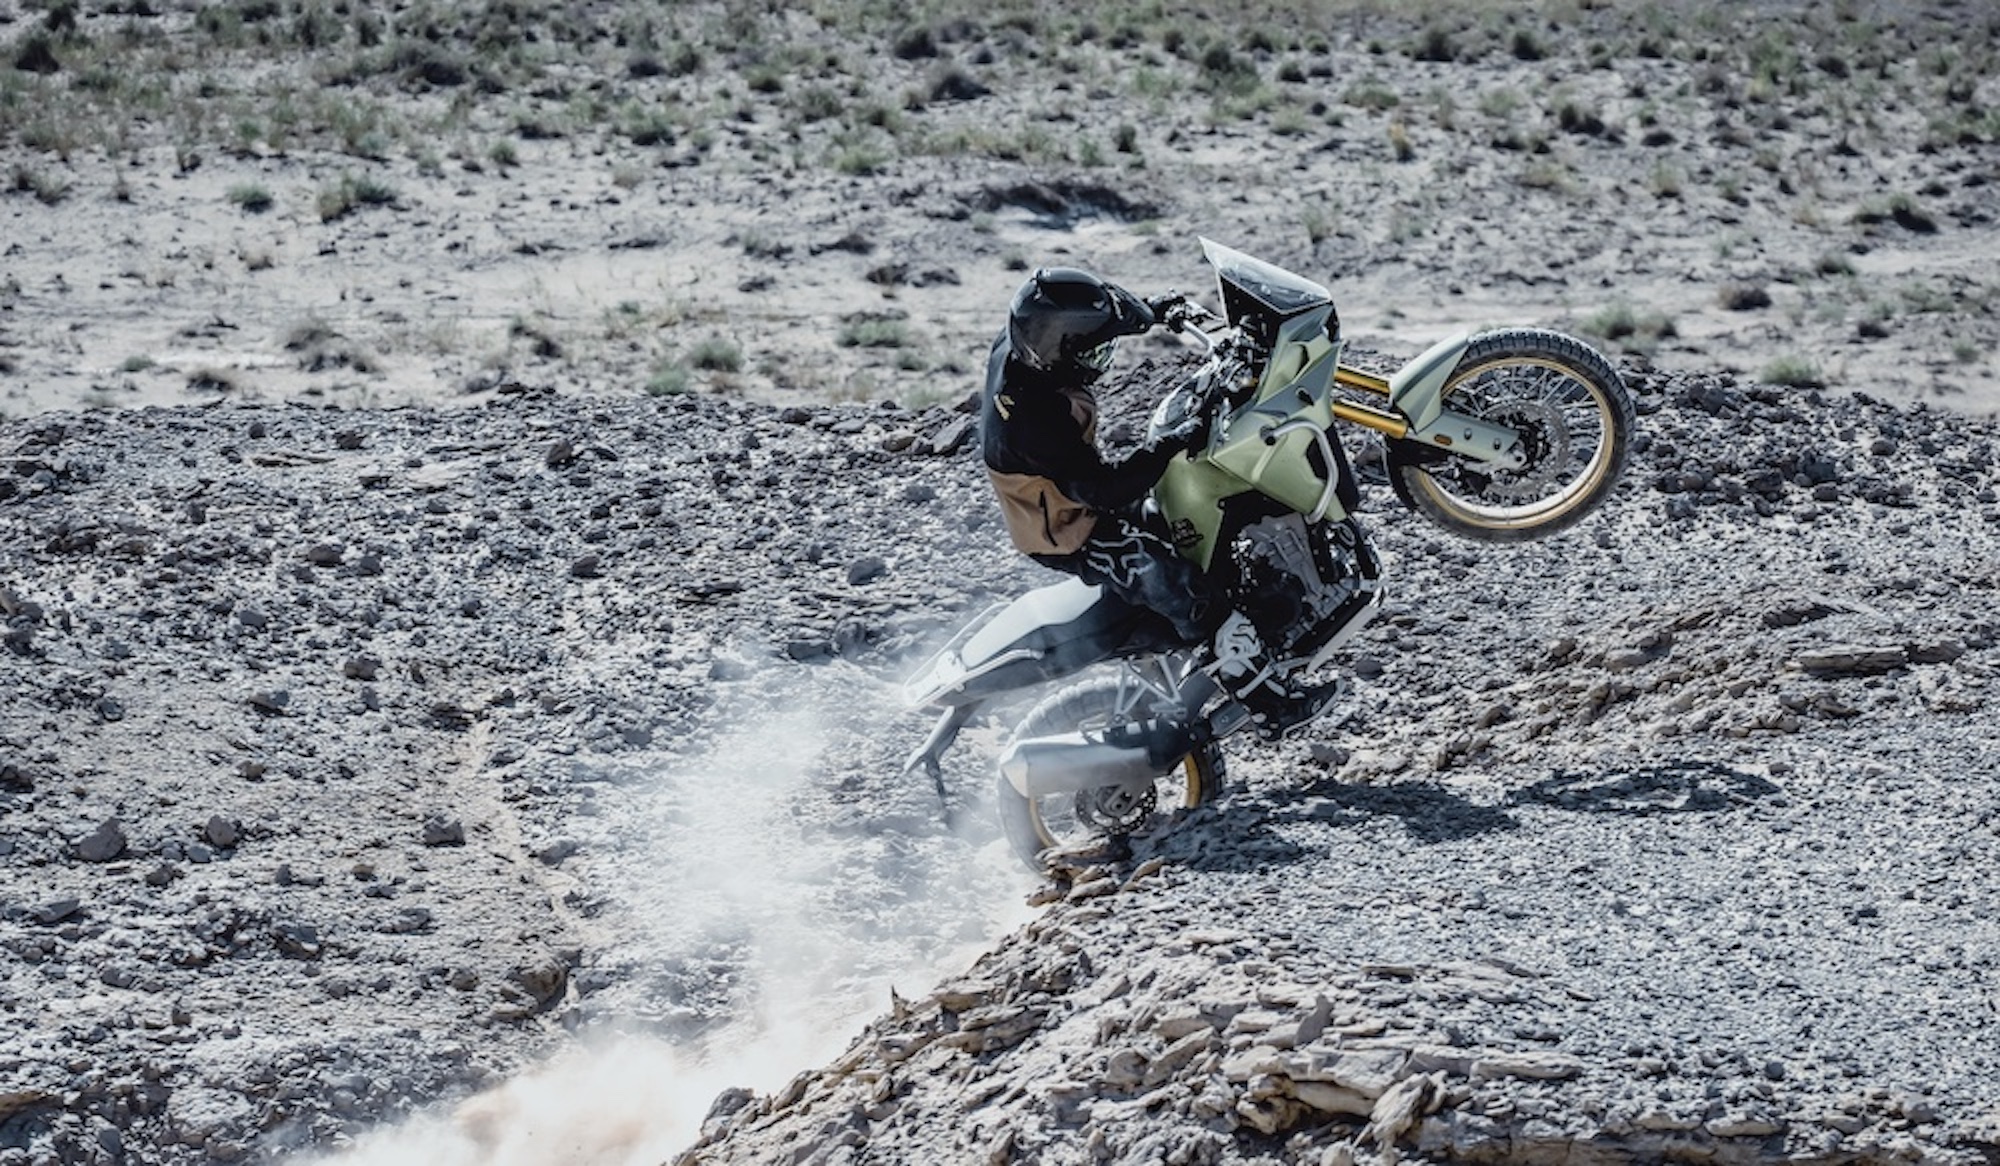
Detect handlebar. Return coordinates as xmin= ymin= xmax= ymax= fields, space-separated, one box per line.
xmin=1158 ymin=300 xmax=1219 ymax=353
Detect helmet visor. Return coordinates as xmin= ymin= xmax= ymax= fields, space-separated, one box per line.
xmin=1076 ymin=339 xmax=1115 ymax=374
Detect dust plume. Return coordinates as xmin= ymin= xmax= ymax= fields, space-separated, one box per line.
xmin=324 ymin=671 xmax=1029 ymax=1165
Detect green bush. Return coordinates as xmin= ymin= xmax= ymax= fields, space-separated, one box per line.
xmin=839 ymin=318 xmax=910 ymax=348
xmin=690 ymin=336 xmax=743 ymax=372
xmin=228 ymin=183 xmax=274 ymax=213
xmin=1761 ymin=355 xmax=1824 ymax=388
xmin=646 ymin=360 xmax=692 ymax=396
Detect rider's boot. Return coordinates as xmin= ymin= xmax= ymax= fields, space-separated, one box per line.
xmin=1238 ymin=674 xmax=1344 ymax=741
xmin=1208 ymin=612 xmax=1344 ymax=742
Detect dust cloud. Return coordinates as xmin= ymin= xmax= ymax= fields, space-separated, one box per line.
xmin=325 ymin=677 xmax=1029 ymax=1165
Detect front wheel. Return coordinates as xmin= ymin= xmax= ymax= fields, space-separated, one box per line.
xmin=1391 ymin=329 xmax=1634 ymax=542
xmin=996 ymin=678 xmax=1222 ymax=871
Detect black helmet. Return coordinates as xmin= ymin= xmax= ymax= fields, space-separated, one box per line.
xmin=1007 ymin=267 xmax=1154 ymax=379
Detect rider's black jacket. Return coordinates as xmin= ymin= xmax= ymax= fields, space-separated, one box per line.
xmin=980 ymin=332 xmax=1184 ymax=556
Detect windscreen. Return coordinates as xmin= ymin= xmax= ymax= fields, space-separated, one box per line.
xmin=1200 ymin=238 xmax=1332 ymax=315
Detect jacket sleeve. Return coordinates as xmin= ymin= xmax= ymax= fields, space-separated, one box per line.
xmin=996 ymin=377 xmax=1186 ymax=514
xmin=1057 ymin=439 xmax=1185 ymax=512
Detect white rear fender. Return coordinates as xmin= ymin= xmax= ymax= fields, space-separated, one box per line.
xmin=900 ymin=578 xmax=1108 ymax=709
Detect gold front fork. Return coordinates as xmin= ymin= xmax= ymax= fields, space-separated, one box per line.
xmin=1331 ymin=365 xmax=1410 ymax=439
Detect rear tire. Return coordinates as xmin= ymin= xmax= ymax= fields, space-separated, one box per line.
xmin=996 ymin=677 xmax=1221 ymax=871
xmin=1390 ymin=328 xmax=1633 ymax=542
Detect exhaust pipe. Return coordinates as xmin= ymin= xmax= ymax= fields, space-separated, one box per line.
xmin=999 ymin=724 xmax=1191 ymax=799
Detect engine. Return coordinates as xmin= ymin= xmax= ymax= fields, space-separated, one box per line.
xmin=1226 ymin=514 xmax=1380 ymax=665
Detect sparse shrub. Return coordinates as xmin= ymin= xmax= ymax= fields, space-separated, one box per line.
xmin=1518 ymin=159 xmax=1571 ymax=192
xmin=926 ymin=64 xmax=989 ymax=104
xmin=42 ymin=2 xmax=80 ymax=35
xmin=11 ymin=165 xmax=69 ymax=205
xmin=393 ymin=41 xmax=470 ymax=89
xmin=1199 ymin=44 xmax=1258 ymax=96
xmin=737 ymin=232 xmax=791 ymax=261
xmin=1889 ymin=193 xmax=1938 ymax=234
xmin=1718 ymin=283 xmax=1772 ymax=311
xmin=228 ymin=183 xmax=274 ymax=213
xmin=13 ymin=32 xmax=61 ymax=75
xmin=1479 ymin=88 xmax=1521 ymax=119
xmin=1898 ymin=282 xmax=1955 ymax=314
xmin=488 ymin=140 xmax=519 ymax=169
xmin=663 ymin=44 xmax=702 ymax=77
xmin=690 ymin=335 xmax=743 ymax=372
xmin=1343 ymin=77 xmax=1399 ymax=111
xmin=1510 ymin=28 xmax=1545 ymax=62
xmin=831 ymin=139 xmax=892 ymax=175
xmin=646 ymin=360 xmax=692 ymax=396
xmin=1760 ymin=355 xmax=1823 ymax=388
xmin=1816 ymin=253 xmax=1855 ymax=276
xmin=793 ymin=84 xmax=844 ymax=123
xmin=120 ymin=355 xmax=154 ymax=373
xmin=1271 ymin=108 xmax=1311 ymax=137
xmin=1303 ymin=205 xmax=1336 ymax=245
xmin=351 ymin=175 xmax=396 ymax=206
xmin=1387 ymin=120 xmax=1414 ymax=161
xmin=1556 ymin=99 xmax=1609 ymax=138
xmin=839 ymin=318 xmax=910 ymax=349
xmin=1583 ymin=303 xmax=1677 ymax=353
xmin=1114 ymin=123 xmax=1139 ymax=153
xmin=893 ymin=25 xmax=938 ymax=60
xmin=621 ymin=109 xmax=677 ymax=147
xmin=1412 ymin=25 xmax=1454 ymax=63
xmin=509 ymin=318 xmax=564 ymax=361
xmin=187 ymin=367 xmax=243 ymax=394
xmin=1853 ymin=194 xmax=1937 ymax=233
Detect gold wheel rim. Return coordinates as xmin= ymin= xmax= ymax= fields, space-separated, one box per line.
xmin=1412 ymin=355 xmax=1617 ymax=529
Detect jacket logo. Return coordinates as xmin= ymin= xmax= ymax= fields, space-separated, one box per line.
xmin=995 ymin=393 xmax=1014 ymax=421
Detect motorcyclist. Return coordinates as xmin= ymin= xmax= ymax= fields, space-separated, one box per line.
xmin=980 ymin=266 xmax=1338 ymax=740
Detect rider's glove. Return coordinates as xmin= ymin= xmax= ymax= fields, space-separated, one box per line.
xmin=1153 ymin=405 xmax=1211 ymax=455
xmin=1144 ymin=292 xmax=1186 ymax=323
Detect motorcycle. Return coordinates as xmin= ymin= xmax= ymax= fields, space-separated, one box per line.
xmin=903 ymin=239 xmax=1634 ymax=870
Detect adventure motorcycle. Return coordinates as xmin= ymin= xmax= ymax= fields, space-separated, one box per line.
xmin=903 ymin=239 xmax=1634 ymax=869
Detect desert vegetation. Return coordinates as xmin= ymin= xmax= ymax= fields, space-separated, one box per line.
xmin=4 ymin=0 xmax=1995 ymax=222
xmin=1 ymin=0 xmax=1996 ymax=417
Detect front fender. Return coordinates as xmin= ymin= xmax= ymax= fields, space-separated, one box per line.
xmin=1388 ymin=331 xmax=1469 ymax=432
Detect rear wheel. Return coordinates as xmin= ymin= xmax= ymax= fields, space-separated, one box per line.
xmin=996 ymin=677 xmax=1221 ymax=871
xmin=1391 ymin=329 xmax=1633 ymax=541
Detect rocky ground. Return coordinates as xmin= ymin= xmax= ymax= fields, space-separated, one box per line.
xmin=7 ymin=3 xmax=2000 ymax=1165
xmin=5 ymin=354 xmax=2000 ymax=1164
xmin=675 ymin=373 xmax=2000 ymax=1164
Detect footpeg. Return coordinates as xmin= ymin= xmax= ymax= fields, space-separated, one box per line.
xmin=1206 ymin=700 xmax=1254 ymax=741
xmin=1244 ymin=678 xmax=1344 ymax=742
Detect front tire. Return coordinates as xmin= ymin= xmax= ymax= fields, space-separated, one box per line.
xmin=996 ymin=678 xmax=1221 ymax=871
xmin=1390 ymin=329 xmax=1633 ymax=541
